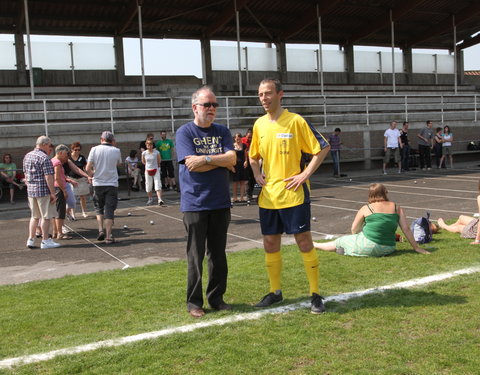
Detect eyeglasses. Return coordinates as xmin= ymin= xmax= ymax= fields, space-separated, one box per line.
xmin=197 ymin=102 xmax=219 ymax=109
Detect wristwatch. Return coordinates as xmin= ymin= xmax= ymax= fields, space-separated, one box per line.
xmin=205 ymin=156 xmax=212 ymax=164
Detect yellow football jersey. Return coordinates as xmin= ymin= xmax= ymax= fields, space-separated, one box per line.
xmin=249 ymin=109 xmax=329 ymax=209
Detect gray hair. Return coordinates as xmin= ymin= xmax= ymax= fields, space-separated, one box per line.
xmin=55 ymin=144 xmax=70 ymax=154
xmin=191 ymin=85 xmax=214 ymax=105
xmin=36 ymin=135 xmax=51 ymax=146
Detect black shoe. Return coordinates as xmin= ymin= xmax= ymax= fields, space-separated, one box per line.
xmin=340 ymin=174 xmax=347 ymax=177
xmin=254 ymin=292 xmax=283 ymax=308
xmin=211 ymin=301 xmax=232 ymax=311
xmin=310 ymin=293 xmax=326 ymax=314
xmin=97 ymin=231 xmax=105 ymax=241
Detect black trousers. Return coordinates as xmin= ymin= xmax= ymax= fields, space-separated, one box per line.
xmin=245 ymin=164 xmax=256 ymax=198
xmin=418 ymin=144 xmax=432 ymax=169
xmin=183 ymin=208 xmax=231 ymax=311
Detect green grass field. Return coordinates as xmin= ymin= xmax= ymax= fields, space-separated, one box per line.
xmin=1 ymin=228 xmax=479 ymax=374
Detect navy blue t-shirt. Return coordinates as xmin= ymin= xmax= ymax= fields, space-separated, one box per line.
xmin=176 ymin=121 xmax=234 ymax=212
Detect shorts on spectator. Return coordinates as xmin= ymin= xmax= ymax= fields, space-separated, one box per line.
xmin=93 ymin=186 xmax=118 ymax=219
xmin=28 ymin=195 xmax=57 ymax=219
xmin=384 ymin=147 xmax=400 ymax=163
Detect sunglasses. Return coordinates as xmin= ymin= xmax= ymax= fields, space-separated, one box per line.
xmin=197 ymin=102 xmax=219 ymax=109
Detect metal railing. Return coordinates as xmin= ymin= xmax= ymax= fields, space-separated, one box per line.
xmin=0 ymin=93 xmax=478 ymax=138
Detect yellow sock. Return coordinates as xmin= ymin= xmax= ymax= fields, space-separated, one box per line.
xmin=265 ymin=251 xmax=282 ymax=293
xmin=301 ymin=248 xmax=320 ymax=295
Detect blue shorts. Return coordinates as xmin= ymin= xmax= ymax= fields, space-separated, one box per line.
xmin=259 ymin=202 xmax=311 ymax=235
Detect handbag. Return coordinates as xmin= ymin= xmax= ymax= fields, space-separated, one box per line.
xmin=147 ymin=169 xmax=157 ymax=176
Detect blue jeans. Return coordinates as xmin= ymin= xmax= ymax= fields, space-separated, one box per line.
xmin=331 ymin=150 xmax=340 ymax=175
xmin=401 ymin=145 xmax=410 ymax=170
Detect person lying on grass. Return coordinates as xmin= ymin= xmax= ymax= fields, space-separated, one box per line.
xmin=314 ymin=183 xmax=430 ymax=256
xmin=437 ymin=180 xmax=480 ymax=245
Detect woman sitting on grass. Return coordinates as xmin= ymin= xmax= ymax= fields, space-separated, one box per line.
xmin=437 ymin=181 xmax=480 ymax=245
xmin=314 ymin=183 xmax=430 ymax=256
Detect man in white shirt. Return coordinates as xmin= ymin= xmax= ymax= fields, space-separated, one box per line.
xmin=383 ymin=121 xmax=402 ymax=174
xmin=86 ymin=131 xmax=122 ymax=244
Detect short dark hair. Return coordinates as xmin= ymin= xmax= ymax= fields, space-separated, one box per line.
xmin=129 ymin=150 xmax=137 ymax=158
xmin=334 ymin=128 xmax=341 ymax=133
xmin=259 ymin=78 xmax=282 ymax=93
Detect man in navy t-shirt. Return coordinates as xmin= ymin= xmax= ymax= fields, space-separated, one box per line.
xmin=176 ymin=86 xmax=236 ymax=318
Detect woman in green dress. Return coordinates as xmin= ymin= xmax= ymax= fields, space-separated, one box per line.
xmin=314 ymin=183 xmax=429 ymax=256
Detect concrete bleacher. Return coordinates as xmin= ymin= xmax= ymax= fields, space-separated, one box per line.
xmin=1 ymin=82 xmax=479 ymax=172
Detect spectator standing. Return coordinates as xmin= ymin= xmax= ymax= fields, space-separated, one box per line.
xmin=176 ymin=86 xmax=236 ymax=318
xmin=399 ymin=121 xmax=410 ymax=171
xmin=51 ymin=145 xmax=71 ymax=240
xmin=328 ymin=128 xmax=345 ymax=177
xmin=23 ymin=136 xmax=60 ymax=249
xmin=417 ymin=120 xmax=434 ymax=170
xmin=249 ymin=79 xmax=330 ymax=314
xmin=69 ymin=142 xmax=90 ymax=217
xmin=156 ymin=130 xmax=177 ymax=191
xmin=433 ymin=127 xmax=443 ymax=168
xmin=440 ymin=125 xmax=453 ymax=168
xmin=86 ymin=131 xmax=122 ymax=244
xmin=242 ymin=128 xmax=256 ymax=201
xmin=231 ymin=132 xmax=248 ymax=202
xmin=383 ymin=121 xmax=402 ymax=174
xmin=142 ymin=140 xmax=164 ymax=206
xmin=0 ymin=153 xmax=23 ymax=204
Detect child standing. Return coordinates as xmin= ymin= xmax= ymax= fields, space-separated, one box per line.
xmin=440 ymin=125 xmax=453 ymax=169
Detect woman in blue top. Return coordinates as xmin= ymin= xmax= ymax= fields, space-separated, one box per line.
xmin=314 ymin=183 xmax=429 ymax=256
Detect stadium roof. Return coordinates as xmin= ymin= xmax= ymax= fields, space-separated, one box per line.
xmin=1 ymin=0 xmax=479 ymax=51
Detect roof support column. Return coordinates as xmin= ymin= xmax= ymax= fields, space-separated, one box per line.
xmin=200 ymin=38 xmax=213 ymax=85
xmin=456 ymin=50 xmax=464 ymax=86
xmin=402 ymin=47 xmax=413 ymax=85
xmin=137 ymin=2 xmax=146 ymax=97
xmin=234 ymin=0 xmax=243 ymax=96
xmin=14 ymin=32 xmax=27 ymax=85
xmin=390 ymin=9 xmax=396 ymax=95
xmin=114 ymin=36 xmax=126 ymax=84
xmin=344 ymin=44 xmax=355 ymax=84
xmin=453 ymin=15 xmax=457 ymax=94
xmin=316 ymin=5 xmax=324 ymax=96
xmin=24 ymin=0 xmax=34 ymax=99
xmin=275 ymin=41 xmax=287 ymax=83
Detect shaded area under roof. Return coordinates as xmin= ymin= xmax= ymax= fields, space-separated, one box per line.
xmin=0 ymin=0 xmax=479 ymax=50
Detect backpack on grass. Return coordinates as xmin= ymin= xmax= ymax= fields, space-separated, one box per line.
xmin=410 ymin=212 xmax=432 ymax=244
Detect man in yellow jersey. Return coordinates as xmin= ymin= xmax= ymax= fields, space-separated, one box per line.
xmin=249 ymin=79 xmax=330 ymax=314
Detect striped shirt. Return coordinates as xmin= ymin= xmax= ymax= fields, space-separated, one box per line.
xmin=23 ymin=148 xmax=54 ymax=197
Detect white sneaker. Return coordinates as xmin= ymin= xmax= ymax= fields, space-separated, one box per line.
xmin=41 ymin=238 xmax=61 ymax=249
xmin=26 ymin=238 xmax=35 ymax=249
xmin=146 ymin=198 xmax=153 ymax=205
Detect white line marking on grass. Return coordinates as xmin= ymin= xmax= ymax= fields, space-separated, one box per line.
xmin=2 ymin=266 xmax=479 ymax=369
